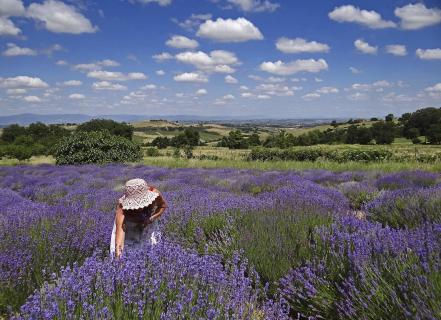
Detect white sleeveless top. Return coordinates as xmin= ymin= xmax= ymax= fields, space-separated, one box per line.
xmin=109 ymin=205 xmax=161 ymax=258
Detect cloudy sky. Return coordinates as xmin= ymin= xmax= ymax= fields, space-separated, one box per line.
xmin=0 ymin=0 xmax=440 ymax=118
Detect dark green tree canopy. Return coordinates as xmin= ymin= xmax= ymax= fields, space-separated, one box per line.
xmin=76 ymin=119 xmax=134 ymax=139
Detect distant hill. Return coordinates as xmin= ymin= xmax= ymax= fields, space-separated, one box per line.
xmin=0 ymin=113 xmax=274 ymax=127
xmin=0 ymin=113 xmax=348 ymax=127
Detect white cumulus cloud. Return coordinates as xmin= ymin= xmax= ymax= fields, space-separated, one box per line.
xmin=140 ymin=84 xmax=157 ymax=90
xmin=329 ymin=5 xmax=396 ymax=29
xmin=0 ymin=0 xmax=25 ymax=36
xmin=175 ymin=50 xmax=239 ymax=73
xmin=317 ymin=86 xmax=339 ymax=94
xmin=6 ymin=88 xmax=26 ymax=95
xmin=386 ymin=44 xmax=407 ymax=56
xmin=0 ymin=76 xmax=49 ymax=88
xmin=349 ymin=67 xmax=361 ymax=74
xmin=92 ymin=81 xmax=127 ymax=91
xmin=27 ymin=0 xmax=98 ymax=34
xmin=23 ymin=95 xmax=41 ymax=102
xmin=152 ymin=52 xmax=173 ymax=62
xmin=62 ymin=80 xmax=82 ymax=86
xmin=69 ymin=93 xmax=85 ymax=99
xmin=416 ymin=48 xmax=441 ymax=60
xmin=354 ymin=39 xmax=377 ymax=54
xmin=425 ymin=83 xmax=441 ymax=92
xmin=166 ymin=35 xmax=199 ymax=49
xmin=0 ymin=16 xmax=21 ymax=36
xmin=225 ymin=75 xmax=238 ymax=84
xmin=2 ymin=43 xmax=37 ymax=56
xmin=0 ymin=0 xmax=25 ymax=17
xmin=276 ymin=37 xmax=330 ymax=54
xmin=173 ymin=13 xmax=212 ymax=32
xmin=302 ymin=93 xmax=320 ymax=101
xmin=395 ymin=3 xmax=441 ymax=30
xmin=196 ymin=88 xmax=207 ymax=95
xmin=260 ymin=59 xmax=328 ymax=75
xmin=131 ymin=0 xmax=172 ymax=6
xmin=87 ymin=71 xmax=147 ymax=81
xmin=173 ymin=72 xmax=208 ymax=83
xmin=227 ymin=0 xmax=279 ymax=12
xmin=196 ymin=17 xmax=263 ymax=42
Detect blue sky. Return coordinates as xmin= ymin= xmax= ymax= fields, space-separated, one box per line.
xmin=0 ymin=0 xmax=440 ymax=118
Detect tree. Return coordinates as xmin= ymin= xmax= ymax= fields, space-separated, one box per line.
xmin=403 ymin=107 xmax=441 ymax=137
xmin=426 ymin=123 xmax=441 ymax=144
xmin=398 ymin=113 xmax=411 ymax=123
xmin=385 ymin=113 xmax=394 ymax=122
xmin=345 ymin=125 xmax=359 ymax=144
xmin=356 ymin=127 xmax=373 ymax=144
xmin=170 ymin=127 xmax=200 ymax=148
xmin=248 ymin=133 xmax=261 ymax=146
xmin=1 ymin=145 xmax=33 ymax=161
xmin=53 ymin=130 xmax=142 ymax=165
xmin=371 ymin=121 xmax=395 ymax=144
xmin=28 ymin=122 xmax=50 ymax=140
xmin=1 ymin=124 xmax=26 ymax=143
xmin=76 ymin=119 xmax=134 ymax=139
xmin=406 ymin=128 xmax=420 ymax=140
xmin=151 ymin=136 xmax=170 ymax=149
xmin=221 ymin=130 xmax=249 ymax=149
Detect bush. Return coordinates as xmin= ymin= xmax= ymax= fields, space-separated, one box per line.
xmin=145 ymin=147 xmax=160 ymax=157
xmin=412 ymin=137 xmax=422 ymax=144
xmin=197 ymin=154 xmax=220 ymax=161
xmin=246 ymin=147 xmax=393 ymax=163
xmin=172 ymin=147 xmax=181 ymax=158
xmin=76 ymin=119 xmax=134 ymax=139
xmin=183 ymin=144 xmax=194 ymax=159
xmin=0 ymin=144 xmax=33 ymax=161
xmin=363 ymin=186 xmax=441 ymax=229
xmin=53 ymin=130 xmax=142 ymax=165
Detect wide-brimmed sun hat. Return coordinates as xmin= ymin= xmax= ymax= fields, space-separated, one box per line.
xmin=118 ymin=178 xmax=159 ymax=210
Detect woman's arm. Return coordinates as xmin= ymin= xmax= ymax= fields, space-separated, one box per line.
xmin=149 ymin=191 xmax=168 ymax=222
xmin=115 ymin=202 xmax=125 ymax=258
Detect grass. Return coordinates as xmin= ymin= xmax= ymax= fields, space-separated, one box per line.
xmin=141 ymin=156 xmax=441 ymax=172
xmin=0 ymin=155 xmax=55 ymax=166
xmin=1 ymin=154 xmax=441 ymax=172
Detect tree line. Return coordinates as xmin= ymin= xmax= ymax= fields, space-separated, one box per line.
xmin=0 ymin=119 xmax=137 ymax=162
xmin=219 ymin=107 xmax=441 ymax=149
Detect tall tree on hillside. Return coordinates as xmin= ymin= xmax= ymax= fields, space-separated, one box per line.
xmin=76 ymin=119 xmax=134 ymax=140
xmin=1 ymin=124 xmax=27 ymax=143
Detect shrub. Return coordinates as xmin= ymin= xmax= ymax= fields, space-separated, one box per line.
xmin=183 ymin=144 xmax=194 ymax=159
xmin=363 ymin=186 xmax=441 ymax=229
xmin=246 ymin=147 xmax=393 ymax=163
xmin=76 ymin=119 xmax=134 ymax=139
xmin=53 ymin=130 xmax=142 ymax=165
xmin=412 ymin=137 xmax=422 ymax=144
xmin=279 ymin=217 xmax=441 ymax=320
xmin=197 ymin=154 xmax=220 ymax=161
xmin=0 ymin=145 xmax=33 ymax=161
xmin=15 ymin=242 xmax=289 ymax=320
xmin=145 ymin=147 xmax=160 ymax=157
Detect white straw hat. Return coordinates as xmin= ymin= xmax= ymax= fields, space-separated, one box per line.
xmin=118 ymin=178 xmax=159 ymax=210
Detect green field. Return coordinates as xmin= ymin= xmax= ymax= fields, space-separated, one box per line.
xmin=2 ymin=119 xmax=441 ymax=171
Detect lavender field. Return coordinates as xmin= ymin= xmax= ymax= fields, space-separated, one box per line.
xmin=1 ymin=164 xmax=441 ymax=319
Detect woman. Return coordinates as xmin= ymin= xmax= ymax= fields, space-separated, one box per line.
xmin=110 ymin=178 xmax=168 ymax=259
